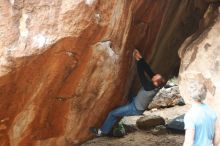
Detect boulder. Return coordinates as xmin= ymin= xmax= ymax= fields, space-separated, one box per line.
xmin=0 ymin=1 xmax=169 ymax=145
xmin=166 ymin=114 xmax=185 ymax=134
xmin=148 ymin=79 xmax=185 ymax=109
xmin=178 ymin=3 xmax=220 ymax=137
xmin=136 ymin=115 xmax=165 ymax=130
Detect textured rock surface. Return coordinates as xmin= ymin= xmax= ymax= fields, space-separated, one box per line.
xmin=178 ymin=3 xmax=220 ymax=145
xmin=136 ymin=115 xmax=165 ymax=131
xmin=179 ymin=3 xmax=220 ymax=113
xmin=148 ymin=79 xmax=185 ymax=109
xmin=0 ymin=1 xmax=171 ymax=145
xmin=148 ymin=86 xmax=184 ymax=109
xmin=0 ymin=0 xmax=210 ymax=145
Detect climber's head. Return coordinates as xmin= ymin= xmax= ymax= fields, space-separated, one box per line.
xmin=133 ymin=49 xmax=142 ymax=61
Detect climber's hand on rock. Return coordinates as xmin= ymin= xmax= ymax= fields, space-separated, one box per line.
xmin=152 ymin=74 xmax=164 ymax=87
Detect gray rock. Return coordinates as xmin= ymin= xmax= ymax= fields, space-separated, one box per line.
xmin=148 ymin=82 xmax=185 ymax=109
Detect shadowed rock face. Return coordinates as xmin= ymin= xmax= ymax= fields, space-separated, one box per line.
xmin=0 ymin=0 xmax=210 ymax=145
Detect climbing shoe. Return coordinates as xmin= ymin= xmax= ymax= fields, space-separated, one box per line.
xmin=89 ymin=127 xmax=104 ymax=137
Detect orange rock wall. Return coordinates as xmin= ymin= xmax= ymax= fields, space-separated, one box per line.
xmin=0 ymin=1 xmax=168 ymax=145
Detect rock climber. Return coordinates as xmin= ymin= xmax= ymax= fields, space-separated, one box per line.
xmin=90 ymin=49 xmax=165 ymax=137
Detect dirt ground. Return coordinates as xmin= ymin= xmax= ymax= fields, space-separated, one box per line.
xmin=81 ymin=105 xmax=190 ymax=146
xmin=81 ymin=131 xmax=184 ymax=146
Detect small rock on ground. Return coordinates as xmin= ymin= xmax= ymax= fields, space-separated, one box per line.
xmin=136 ymin=115 xmax=165 ymax=130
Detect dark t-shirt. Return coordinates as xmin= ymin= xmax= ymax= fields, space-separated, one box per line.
xmin=136 ymin=58 xmax=155 ymax=91
xmin=134 ymin=58 xmax=159 ymax=110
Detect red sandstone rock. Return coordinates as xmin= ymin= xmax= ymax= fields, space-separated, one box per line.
xmin=0 ymin=1 xmax=169 ymax=145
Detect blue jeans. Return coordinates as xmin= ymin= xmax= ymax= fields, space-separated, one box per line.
xmin=100 ymin=101 xmax=144 ymax=134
